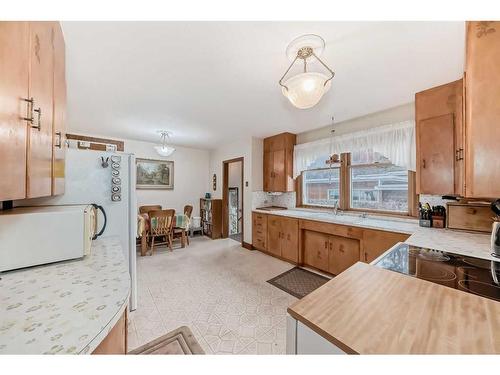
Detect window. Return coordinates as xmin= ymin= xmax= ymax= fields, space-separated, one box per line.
xmin=349 ymin=150 xmax=409 ymax=213
xmin=300 ymin=150 xmax=412 ymax=215
xmin=302 ymin=168 xmax=340 ymax=207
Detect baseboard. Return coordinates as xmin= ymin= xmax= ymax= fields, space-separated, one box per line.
xmin=242 ymin=241 xmax=254 ymax=250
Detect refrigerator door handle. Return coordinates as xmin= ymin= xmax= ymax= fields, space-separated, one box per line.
xmin=92 ymin=204 xmax=107 ymax=240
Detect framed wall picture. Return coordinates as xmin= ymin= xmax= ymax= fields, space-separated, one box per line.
xmin=136 ymin=158 xmax=174 ymax=189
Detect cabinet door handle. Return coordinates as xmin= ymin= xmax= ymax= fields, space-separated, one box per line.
xmin=422 ymin=159 xmax=426 ymax=169
xmin=330 ymin=242 xmax=333 ymax=251
xmin=456 ymin=148 xmax=464 ymax=161
xmin=339 ymin=245 xmax=344 ymax=253
xmin=324 ymin=241 xmax=328 ymax=249
xmin=55 ymin=132 xmax=62 ymax=148
xmin=32 ymin=107 xmax=41 ymax=131
xmin=22 ymin=97 xmax=34 ymax=123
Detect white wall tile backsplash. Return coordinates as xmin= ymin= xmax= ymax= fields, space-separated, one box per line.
xmin=252 ymin=191 xmax=296 ymax=209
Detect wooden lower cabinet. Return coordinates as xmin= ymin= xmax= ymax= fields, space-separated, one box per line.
xmin=267 ymin=215 xmax=283 ymax=257
xmin=303 ymin=230 xmax=330 ymax=272
xmin=328 ymin=235 xmax=360 ymax=275
xmin=303 ymin=230 xmax=360 ymax=275
xmin=362 ymin=229 xmax=409 ymax=263
xmin=280 ymin=217 xmax=299 ymax=262
xmin=252 ymin=212 xmax=268 ymax=250
xmin=257 ymin=215 xmax=299 ymax=263
xmin=92 ymin=309 xmax=127 ymax=354
xmin=253 ymin=212 xmax=411 ymax=273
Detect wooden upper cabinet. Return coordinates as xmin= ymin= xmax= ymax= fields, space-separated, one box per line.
xmin=418 ymin=114 xmax=456 ymax=194
xmin=52 ymin=22 xmax=66 ymax=195
xmin=415 ymin=79 xmax=464 ymax=196
xmin=263 ymin=133 xmax=296 ymax=192
xmin=465 ymin=21 xmax=500 ymax=198
xmin=26 ymin=22 xmax=55 ymax=198
xmin=0 ymin=22 xmax=29 ymax=201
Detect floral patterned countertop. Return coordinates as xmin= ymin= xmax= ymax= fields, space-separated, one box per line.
xmin=0 ymin=237 xmax=130 ymax=354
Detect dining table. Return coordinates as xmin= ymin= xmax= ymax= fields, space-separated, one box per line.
xmin=137 ymin=213 xmax=190 ymax=256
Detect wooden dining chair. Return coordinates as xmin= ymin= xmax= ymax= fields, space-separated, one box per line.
xmin=148 ymin=209 xmax=175 ymax=255
xmin=139 ymin=205 xmax=162 ymax=215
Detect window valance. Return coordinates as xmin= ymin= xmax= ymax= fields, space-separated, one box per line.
xmin=293 ymin=120 xmax=416 ymax=178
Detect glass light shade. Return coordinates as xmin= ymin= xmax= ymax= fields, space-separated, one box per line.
xmin=154 ymin=145 xmax=176 ymax=157
xmin=281 ymin=72 xmax=331 ymax=109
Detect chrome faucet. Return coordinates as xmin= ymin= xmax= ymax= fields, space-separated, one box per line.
xmin=359 ymin=212 xmax=368 ymax=218
xmin=332 ymin=200 xmax=339 ymax=216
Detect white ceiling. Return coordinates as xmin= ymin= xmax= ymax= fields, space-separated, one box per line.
xmin=62 ymin=21 xmax=465 ymax=149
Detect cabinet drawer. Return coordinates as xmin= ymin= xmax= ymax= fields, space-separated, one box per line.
xmin=299 ymin=220 xmax=363 ymax=239
xmin=253 ymin=237 xmax=267 ymax=251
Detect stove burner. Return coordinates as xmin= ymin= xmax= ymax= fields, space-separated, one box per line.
xmin=462 ymin=257 xmax=492 ymax=269
xmin=417 ymin=265 xmax=456 ymax=282
xmin=458 ymin=280 xmax=500 ymax=302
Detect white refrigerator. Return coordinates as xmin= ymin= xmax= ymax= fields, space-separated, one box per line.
xmin=23 ymin=147 xmax=138 ymax=311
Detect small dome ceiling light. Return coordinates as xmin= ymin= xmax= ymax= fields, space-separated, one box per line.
xmin=154 ymin=130 xmax=176 ymax=157
xmin=279 ymin=34 xmax=335 ymax=109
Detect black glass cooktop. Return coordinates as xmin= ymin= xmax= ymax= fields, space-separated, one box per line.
xmin=375 ymin=243 xmax=500 ymax=302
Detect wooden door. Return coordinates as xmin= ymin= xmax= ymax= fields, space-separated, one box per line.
xmin=266 ymin=215 xmax=282 ymax=257
xmin=0 ymin=22 xmax=29 ymax=201
xmin=303 ymin=230 xmax=330 ymax=272
xmin=263 ymin=151 xmax=273 ymax=192
xmin=465 ymin=21 xmax=500 ymax=198
xmin=272 ymin=150 xmax=286 ymax=192
xmin=52 ymin=22 xmax=65 ymax=195
xmin=27 ymin=22 xmax=54 ymax=198
xmin=417 ymin=114 xmax=455 ymax=195
xmin=328 ymin=235 xmax=360 ymax=275
xmin=280 ymin=217 xmax=298 ymax=262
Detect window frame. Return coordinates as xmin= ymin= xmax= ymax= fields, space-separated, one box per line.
xmin=300 ymin=165 xmax=341 ymax=208
xmin=297 ymin=152 xmax=417 ymax=217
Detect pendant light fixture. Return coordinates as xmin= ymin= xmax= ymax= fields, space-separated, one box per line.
xmin=279 ymin=34 xmax=335 ymax=109
xmin=154 ymin=130 xmax=176 ymax=157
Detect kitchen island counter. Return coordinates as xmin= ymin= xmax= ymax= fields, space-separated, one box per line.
xmin=288 ymin=261 xmax=500 ymax=354
xmin=0 ymin=237 xmax=130 ymax=354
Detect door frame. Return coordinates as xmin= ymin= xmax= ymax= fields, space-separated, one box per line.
xmin=222 ymin=157 xmax=244 ymax=243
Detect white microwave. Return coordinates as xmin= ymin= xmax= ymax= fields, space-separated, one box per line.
xmin=0 ymin=204 xmax=106 ymax=273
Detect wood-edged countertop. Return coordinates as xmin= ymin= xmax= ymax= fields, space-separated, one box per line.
xmin=287 ymin=262 xmax=500 ymax=354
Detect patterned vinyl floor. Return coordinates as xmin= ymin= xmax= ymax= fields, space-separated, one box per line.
xmin=128 ymin=236 xmax=297 ymax=354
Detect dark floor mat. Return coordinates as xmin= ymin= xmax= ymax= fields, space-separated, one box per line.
xmin=267 ymin=267 xmax=331 ymax=299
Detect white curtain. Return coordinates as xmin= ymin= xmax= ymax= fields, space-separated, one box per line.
xmin=293 ymin=120 xmax=416 ymax=178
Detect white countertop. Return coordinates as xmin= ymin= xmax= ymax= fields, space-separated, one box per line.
xmin=0 ymin=237 xmax=130 ymax=354
xmin=406 ymin=227 xmax=496 ymax=261
xmin=253 ymin=207 xmax=419 ymax=234
xmin=254 ymin=208 xmax=494 ymax=261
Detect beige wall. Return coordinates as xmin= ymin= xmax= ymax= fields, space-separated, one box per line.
xmin=124 ymin=139 xmax=210 ymax=216
xmin=208 ymin=137 xmax=263 ymax=244
xmin=296 ymin=102 xmax=415 ymax=144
